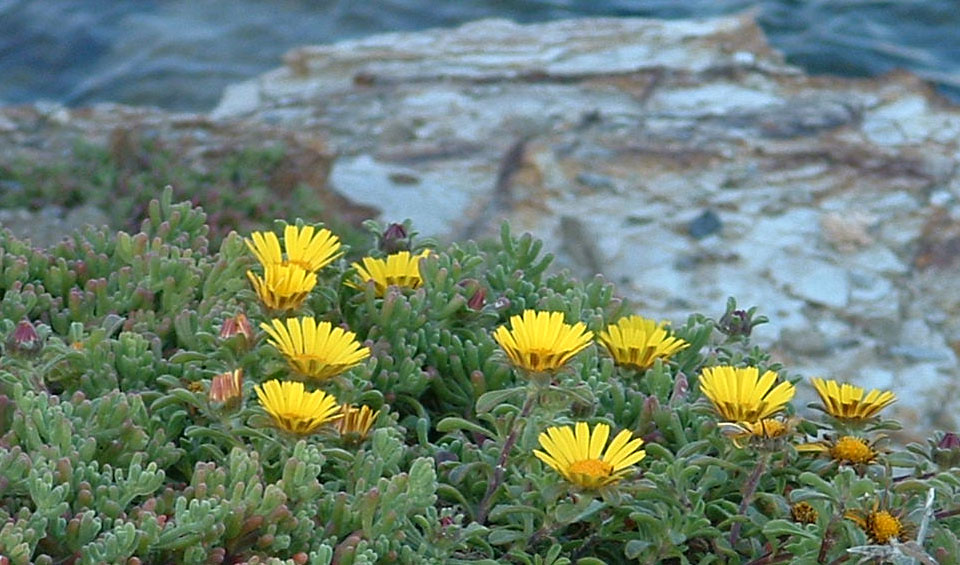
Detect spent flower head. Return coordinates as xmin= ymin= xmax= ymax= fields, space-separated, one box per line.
xmin=533 ymin=422 xmax=645 ymax=490
xmin=260 ymin=317 xmax=370 ymax=381
xmin=493 ymin=310 xmax=594 ymax=374
xmin=598 ymin=315 xmax=689 ymax=371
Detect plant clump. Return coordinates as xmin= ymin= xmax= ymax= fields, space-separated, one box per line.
xmin=0 ymin=188 xmax=958 ymax=564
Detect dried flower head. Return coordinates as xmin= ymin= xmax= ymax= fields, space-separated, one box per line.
xmin=349 ymin=250 xmax=431 ymax=296
xmin=493 ymin=310 xmax=594 ymax=373
xmin=246 ymin=225 xmax=342 ymax=273
xmin=209 ymin=369 xmax=243 ymax=405
xmin=246 ymin=264 xmax=317 ymax=311
xmin=336 ymin=404 xmax=380 ymax=444
xmin=699 ymin=366 xmax=795 ymax=422
xmin=598 ymin=315 xmax=689 ymax=371
xmin=791 ymin=501 xmax=819 ymax=525
xmin=810 ymin=377 xmax=896 ymax=421
xmin=260 ymin=317 xmax=370 ymax=381
xmin=254 ymin=380 xmax=341 ymax=435
xmin=534 ymin=422 xmax=646 ymax=489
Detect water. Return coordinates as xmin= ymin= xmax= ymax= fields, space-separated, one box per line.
xmin=1 ymin=0 xmax=958 ymax=111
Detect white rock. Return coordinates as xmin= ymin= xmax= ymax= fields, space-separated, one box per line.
xmin=768 ymin=255 xmax=850 ymax=309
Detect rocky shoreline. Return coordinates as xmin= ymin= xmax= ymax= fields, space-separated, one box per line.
xmin=2 ymin=13 xmax=959 ymax=437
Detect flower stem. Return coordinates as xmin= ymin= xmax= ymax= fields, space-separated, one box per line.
xmin=476 ymin=390 xmax=537 ymax=524
xmin=729 ymin=453 xmax=768 ymax=548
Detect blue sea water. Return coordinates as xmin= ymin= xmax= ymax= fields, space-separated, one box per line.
xmin=0 ymin=0 xmax=957 ymax=111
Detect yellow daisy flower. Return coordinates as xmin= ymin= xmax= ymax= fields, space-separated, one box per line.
xmin=347 ymin=250 xmax=431 ymax=297
xmin=246 ymin=263 xmax=317 ymax=311
xmin=254 ymin=380 xmax=341 ymax=435
xmin=699 ymin=366 xmax=795 ymax=422
xmin=719 ymin=418 xmax=794 ymax=448
xmin=493 ymin=310 xmax=594 ymax=373
xmin=260 ymin=317 xmax=370 ymax=380
xmin=336 ymin=404 xmax=380 ymax=444
xmin=810 ymin=377 xmax=896 ymax=421
xmin=534 ymin=422 xmax=646 ymax=489
xmin=246 ymin=225 xmax=342 ymax=272
xmin=845 ymin=504 xmax=908 ymax=544
xmin=797 ymin=435 xmax=881 ymax=465
xmin=598 ymin=315 xmax=689 ymax=371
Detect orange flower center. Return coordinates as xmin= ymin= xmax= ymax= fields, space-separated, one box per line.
xmin=867 ymin=511 xmax=903 ymax=544
xmin=568 ymin=459 xmax=613 ymax=478
xmin=831 ymin=436 xmax=875 ymax=464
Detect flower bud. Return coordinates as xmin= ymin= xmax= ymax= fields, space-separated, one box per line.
xmin=7 ymin=319 xmax=41 ymax=357
xmin=381 ymin=223 xmax=409 ymax=253
xmin=718 ymin=309 xmax=752 ymax=338
xmin=938 ymin=432 xmax=960 ymax=450
xmin=642 ymin=394 xmax=661 ymax=420
xmin=219 ymin=313 xmax=253 ymax=346
xmin=933 ymin=432 xmax=960 ymax=467
xmin=209 ymin=369 xmax=243 ymax=408
xmin=467 ymin=287 xmax=486 ymax=310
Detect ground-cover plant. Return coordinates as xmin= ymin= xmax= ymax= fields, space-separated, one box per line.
xmin=0 ymin=188 xmax=958 ymax=564
xmin=0 ymin=139 xmax=366 ymax=250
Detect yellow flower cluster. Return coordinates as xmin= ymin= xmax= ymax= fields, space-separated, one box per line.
xmin=246 ymin=225 xmax=342 ymax=311
xmin=241 ymin=225 xmax=388 ymax=439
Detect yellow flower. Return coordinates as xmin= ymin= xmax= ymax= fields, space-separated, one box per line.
xmin=246 ymin=225 xmax=342 ymax=272
xmin=719 ymin=418 xmax=794 ymax=448
xmin=247 ymin=264 xmax=317 ymax=311
xmin=811 ymin=377 xmax=896 ymax=421
xmin=349 ymin=250 xmax=431 ymax=296
xmin=598 ymin=315 xmax=689 ymax=371
xmin=493 ymin=310 xmax=594 ymax=373
xmin=209 ymin=369 xmax=243 ymax=405
xmin=336 ymin=404 xmax=380 ymax=443
xmin=534 ymin=422 xmax=646 ymax=489
xmin=254 ymin=380 xmax=341 ymax=435
xmin=846 ymin=504 xmax=907 ymax=544
xmin=830 ymin=436 xmax=878 ymax=465
xmin=260 ymin=317 xmax=370 ymax=380
xmin=797 ymin=435 xmax=880 ymax=465
xmin=699 ymin=366 xmax=795 ymax=422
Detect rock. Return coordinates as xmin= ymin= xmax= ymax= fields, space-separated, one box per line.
xmin=688 ymin=209 xmax=722 ymax=239
xmin=768 ymin=256 xmax=850 ymax=309
xmin=5 ymin=13 xmax=960 ymax=433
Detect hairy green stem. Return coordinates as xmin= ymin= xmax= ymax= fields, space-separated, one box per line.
xmin=729 ymin=453 xmax=768 ymax=548
xmin=476 ymin=391 xmax=536 ymax=524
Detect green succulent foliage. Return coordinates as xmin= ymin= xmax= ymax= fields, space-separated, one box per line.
xmin=0 ymin=192 xmax=958 ymax=564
